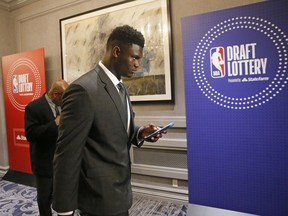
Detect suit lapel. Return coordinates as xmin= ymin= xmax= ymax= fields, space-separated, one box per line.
xmin=95 ymin=66 xmax=128 ymax=133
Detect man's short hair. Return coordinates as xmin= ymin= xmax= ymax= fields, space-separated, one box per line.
xmin=107 ymin=25 xmax=145 ymax=48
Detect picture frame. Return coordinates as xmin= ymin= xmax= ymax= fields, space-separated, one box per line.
xmin=60 ymin=0 xmax=173 ymax=103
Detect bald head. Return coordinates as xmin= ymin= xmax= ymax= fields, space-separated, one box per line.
xmin=48 ymin=80 xmax=69 ymax=106
xmin=50 ymin=80 xmax=69 ymax=92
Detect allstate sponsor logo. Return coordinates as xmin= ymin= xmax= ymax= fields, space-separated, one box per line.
xmin=193 ymin=16 xmax=288 ymax=109
xmin=13 ymin=129 xmax=28 ymax=146
xmin=16 ymin=134 xmax=27 ymax=141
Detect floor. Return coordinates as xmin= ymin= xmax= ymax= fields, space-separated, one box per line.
xmin=0 ymin=179 xmax=187 ymax=216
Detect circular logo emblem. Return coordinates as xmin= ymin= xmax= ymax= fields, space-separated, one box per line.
xmin=6 ymin=58 xmax=42 ymax=112
xmin=193 ymin=16 xmax=288 ymax=109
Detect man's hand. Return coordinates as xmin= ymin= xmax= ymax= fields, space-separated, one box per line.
xmin=139 ymin=123 xmax=166 ymax=142
xmin=55 ymin=115 xmax=60 ymax=126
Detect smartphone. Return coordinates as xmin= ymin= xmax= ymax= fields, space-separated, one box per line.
xmin=145 ymin=122 xmax=174 ymax=140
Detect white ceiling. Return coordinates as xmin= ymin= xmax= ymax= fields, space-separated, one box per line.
xmin=0 ymin=0 xmax=38 ymax=11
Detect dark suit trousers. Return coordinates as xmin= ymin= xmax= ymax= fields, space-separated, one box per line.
xmin=35 ymin=175 xmax=53 ymax=216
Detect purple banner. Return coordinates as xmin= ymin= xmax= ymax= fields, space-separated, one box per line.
xmin=182 ymin=1 xmax=288 ymax=215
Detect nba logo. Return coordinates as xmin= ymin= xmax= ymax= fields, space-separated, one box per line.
xmin=210 ymin=47 xmax=225 ymax=78
xmin=12 ymin=75 xmax=19 ymax=93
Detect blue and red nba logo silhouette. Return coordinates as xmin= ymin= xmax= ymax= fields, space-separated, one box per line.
xmin=210 ymin=47 xmax=225 ymax=78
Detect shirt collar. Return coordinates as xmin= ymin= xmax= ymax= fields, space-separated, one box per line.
xmin=98 ymin=61 xmax=122 ymax=87
xmin=45 ymin=93 xmax=53 ymax=104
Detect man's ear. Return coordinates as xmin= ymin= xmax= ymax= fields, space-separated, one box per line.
xmin=112 ymin=46 xmax=121 ymax=57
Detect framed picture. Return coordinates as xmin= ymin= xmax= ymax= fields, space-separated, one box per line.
xmin=60 ymin=0 xmax=173 ymax=103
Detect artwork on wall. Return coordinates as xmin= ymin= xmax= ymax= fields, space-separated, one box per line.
xmin=60 ymin=0 xmax=173 ymax=103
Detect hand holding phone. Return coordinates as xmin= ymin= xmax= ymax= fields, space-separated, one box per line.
xmin=145 ymin=122 xmax=174 ymax=140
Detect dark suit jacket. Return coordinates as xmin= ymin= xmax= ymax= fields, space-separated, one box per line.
xmin=24 ymin=94 xmax=58 ymax=177
xmin=53 ymin=65 xmax=141 ymax=215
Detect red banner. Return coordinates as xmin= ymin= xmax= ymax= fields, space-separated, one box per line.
xmin=1 ymin=48 xmax=46 ymax=173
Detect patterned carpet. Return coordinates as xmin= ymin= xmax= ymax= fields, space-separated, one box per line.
xmin=0 ymin=179 xmax=187 ymax=216
xmin=0 ymin=180 xmax=38 ymax=215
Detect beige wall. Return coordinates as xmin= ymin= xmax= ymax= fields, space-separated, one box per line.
xmin=0 ymin=0 xmax=264 ymax=200
xmin=0 ymin=9 xmax=15 ymax=173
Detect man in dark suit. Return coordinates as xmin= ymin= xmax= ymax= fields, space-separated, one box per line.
xmin=24 ymin=80 xmax=69 ymax=216
xmin=52 ymin=25 xmax=164 ymax=216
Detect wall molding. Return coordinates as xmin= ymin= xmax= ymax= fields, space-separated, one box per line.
xmin=132 ymin=164 xmax=188 ymax=180
xmin=0 ymin=0 xmax=39 ymax=11
xmin=16 ymin=0 xmax=89 ymax=22
xmin=0 ymin=165 xmax=9 ymax=177
xmin=135 ymin=115 xmax=186 ymax=128
xmin=140 ymin=137 xmax=187 ymax=149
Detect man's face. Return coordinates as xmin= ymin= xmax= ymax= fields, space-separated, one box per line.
xmin=51 ymin=91 xmax=64 ymax=106
xmin=116 ymin=43 xmax=143 ymax=78
xmin=51 ymin=84 xmax=68 ymax=106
